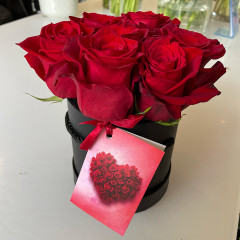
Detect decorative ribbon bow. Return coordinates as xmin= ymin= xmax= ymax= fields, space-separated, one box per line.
xmin=79 ymin=114 xmax=144 ymax=150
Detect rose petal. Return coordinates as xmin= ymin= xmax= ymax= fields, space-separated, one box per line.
xmin=184 ymin=84 xmax=221 ymax=107
xmin=163 ymin=47 xmax=203 ymax=96
xmin=73 ymin=79 xmax=133 ymax=121
xmin=138 ymin=83 xmax=174 ymax=121
xmin=194 ymin=61 xmax=226 ymax=89
xmin=17 ymin=36 xmax=52 ymax=63
xmin=84 ymin=56 xmax=136 ymax=88
xmin=44 ymin=61 xmax=78 ymax=98
xmin=24 ymin=53 xmax=49 ymax=80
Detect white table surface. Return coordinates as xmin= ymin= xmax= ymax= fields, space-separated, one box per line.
xmin=0 ymin=1 xmax=240 ymax=240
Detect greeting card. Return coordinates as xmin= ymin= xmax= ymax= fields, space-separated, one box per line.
xmin=71 ymin=128 xmax=165 ymax=235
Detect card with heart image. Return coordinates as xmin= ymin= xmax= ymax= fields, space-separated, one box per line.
xmin=71 ymin=128 xmax=165 ymax=236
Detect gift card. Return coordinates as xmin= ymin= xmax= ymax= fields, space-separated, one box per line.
xmin=71 ymin=128 xmax=165 ymax=236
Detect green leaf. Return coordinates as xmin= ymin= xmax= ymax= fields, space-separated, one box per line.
xmin=25 ymin=93 xmax=64 ymax=103
xmin=134 ymin=96 xmax=152 ymax=115
xmin=137 ymin=106 xmax=152 ymax=115
xmin=155 ymin=119 xmax=181 ymax=126
xmin=155 ymin=115 xmax=186 ymax=126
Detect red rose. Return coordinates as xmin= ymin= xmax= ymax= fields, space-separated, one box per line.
xmin=62 ymin=31 xmax=138 ymax=120
xmin=115 ymin=185 xmax=122 ymax=192
xmin=93 ymin=177 xmax=100 ymax=184
xmin=90 ymin=163 xmax=96 ymax=171
xmin=96 ymin=152 xmax=107 ymax=161
xmin=95 ymin=160 xmax=103 ymax=169
xmin=77 ymin=27 xmax=143 ymax=89
xmin=129 ymin=166 xmax=137 ymax=172
xmin=105 ymin=172 xmax=114 ymax=178
xmin=123 ymin=166 xmax=131 ymax=177
xmin=122 ymin=185 xmax=130 ymax=194
xmin=129 ymin=190 xmax=136 ymax=198
xmin=110 ymin=180 xmax=117 ymax=186
xmin=106 ymin=23 xmax=148 ymax=41
xmin=138 ymin=37 xmax=207 ymax=121
xmin=17 ymin=21 xmax=93 ymax=98
xmin=136 ymin=177 xmax=142 ymax=184
xmin=117 ymin=179 xmax=125 ymax=185
xmin=93 ymin=169 xmax=102 ymax=177
xmin=134 ymin=184 xmax=140 ymax=191
xmin=138 ymin=35 xmax=226 ymax=121
xmin=105 ymin=153 xmax=114 ymax=160
xmin=101 ymin=158 xmax=109 ymax=166
xmin=123 ymin=11 xmax=171 ymax=30
xmin=124 ymin=164 xmax=129 ymax=169
xmin=126 ymin=179 xmax=134 ymax=187
xmin=96 ymin=185 xmax=104 ymax=193
xmin=104 ymin=153 xmax=116 ymax=165
xmin=160 ymin=23 xmax=225 ymax=66
xmin=71 ymin=12 xmax=122 ymax=30
xmin=132 ymin=181 xmax=139 ymax=187
xmin=124 ymin=171 xmax=131 ymax=178
xmin=113 ymin=171 xmax=122 ymax=179
xmin=109 ymin=164 xmax=118 ymax=172
xmin=118 ymin=165 xmax=125 ymax=172
xmin=108 ymin=158 xmax=117 ymax=165
xmin=122 ymin=11 xmax=180 ymax=37
xmin=100 ymin=166 xmax=108 ymax=172
xmin=103 ymin=183 xmax=112 ymax=191
xmin=132 ymin=171 xmax=139 ymax=179
xmin=112 ymin=192 xmax=120 ymax=200
xmin=99 ymin=177 xmax=107 ymax=184
xmin=39 ymin=20 xmax=93 ymax=62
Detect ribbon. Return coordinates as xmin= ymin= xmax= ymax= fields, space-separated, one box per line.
xmin=79 ymin=114 xmax=144 ymax=150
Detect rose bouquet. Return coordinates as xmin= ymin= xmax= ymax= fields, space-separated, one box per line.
xmin=18 ymin=11 xmax=226 ymax=211
xmin=18 ymin=11 xmax=226 ymax=129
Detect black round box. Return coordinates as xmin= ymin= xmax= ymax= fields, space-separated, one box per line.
xmin=67 ymin=98 xmax=178 ymax=212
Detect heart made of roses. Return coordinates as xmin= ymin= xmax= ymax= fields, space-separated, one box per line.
xmin=90 ymin=152 xmax=142 ymax=203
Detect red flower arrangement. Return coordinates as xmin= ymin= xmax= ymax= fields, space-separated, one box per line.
xmin=18 ymin=11 xmax=226 ymax=124
xmin=90 ymin=152 xmax=142 ymax=202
